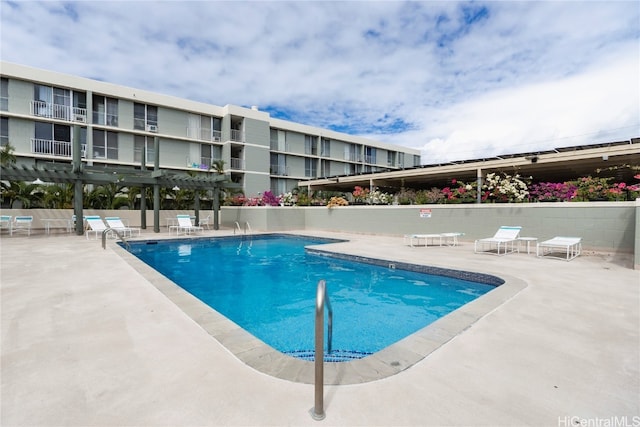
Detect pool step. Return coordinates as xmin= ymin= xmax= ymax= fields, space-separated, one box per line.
xmin=284 ymin=349 xmax=372 ymax=362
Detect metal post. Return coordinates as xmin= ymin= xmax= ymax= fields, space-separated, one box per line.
xmin=476 ymin=168 xmax=483 ymax=204
xmin=311 ymin=279 xmax=332 ymax=421
xmin=153 ymin=137 xmax=160 ymax=233
xmin=72 ymin=125 xmax=84 ymax=235
xmin=140 ymin=149 xmax=146 ymax=229
xmin=213 ymin=186 xmax=220 ymax=230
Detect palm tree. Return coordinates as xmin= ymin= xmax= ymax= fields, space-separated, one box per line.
xmin=0 ymin=143 xmax=16 ymax=166
xmin=42 ymin=183 xmax=74 ymax=209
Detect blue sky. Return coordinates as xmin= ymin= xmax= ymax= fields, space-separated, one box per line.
xmin=1 ymin=0 xmax=638 ymax=163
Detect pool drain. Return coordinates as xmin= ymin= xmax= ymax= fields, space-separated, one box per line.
xmin=284 ymin=349 xmax=372 ymax=362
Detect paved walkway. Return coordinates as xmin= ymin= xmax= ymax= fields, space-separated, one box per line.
xmin=1 ymin=229 xmax=638 ymax=426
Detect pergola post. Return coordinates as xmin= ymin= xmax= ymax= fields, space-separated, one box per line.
xmin=72 ymin=125 xmax=84 ymax=235
xmin=476 ymin=168 xmax=483 ymax=204
xmin=153 ymin=137 xmax=160 ymax=233
xmin=213 ymin=186 xmax=220 ymax=230
xmin=140 ymin=150 xmax=147 ymax=229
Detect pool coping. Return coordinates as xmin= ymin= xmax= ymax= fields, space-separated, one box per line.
xmin=113 ymin=234 xmax=527 ymax=385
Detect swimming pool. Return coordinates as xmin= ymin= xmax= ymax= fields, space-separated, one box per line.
xmin=126 ymin=234 xmax=502 ymax=362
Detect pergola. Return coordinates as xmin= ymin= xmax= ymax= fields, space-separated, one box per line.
xmin=0 ymin=136 xmax=239 ymax=234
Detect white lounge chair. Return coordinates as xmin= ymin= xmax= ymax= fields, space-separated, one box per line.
xmin=474 ymin=226 xmax=522 ymax=255
xmin=199 ymin=214 xmax=212 ymax=230
xmin=105 ymin=217 xmax=141 ymax=237
xmin=537 ymin=237 xmax=582 ymax=261
xmin=0 ymin=215 xmax=12 ymax=234
xmin=11 ymin=216 xmax=33 ymax=236
xmin=85 ymin=216 xmax=111 ymax=240
xmin=170 ymin=214 xmax=203 ymax=235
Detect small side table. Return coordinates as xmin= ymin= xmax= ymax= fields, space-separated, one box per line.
xmin=518 ymin=237 xmax=538 ymax=254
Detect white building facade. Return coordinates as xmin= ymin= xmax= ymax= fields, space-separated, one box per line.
xmin=0 ymin=62 xmax=421 ymax=197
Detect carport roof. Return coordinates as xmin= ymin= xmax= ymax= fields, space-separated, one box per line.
xmin=300 ymin=138 xmax=640 ymax=191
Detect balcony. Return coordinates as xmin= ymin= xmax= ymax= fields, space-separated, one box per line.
xmin=30 ymin=101 xmax=87 ymax=123
xmin=270 ymin=164 xmax=289 ymax=176
xmin=230 ymin=157 xmax=245 ymax=170
xmin=31 ymin=138 xmax=86 ymax=158
xmin=231 ymin=129 xmax=243 ymax=142
xmin=187 ymin=128 xmax=223 ymax=142
xmin=344 ymin=153 xmax=363 ymax=162
xmin=270 ymin=141 xmax=290 ymax=151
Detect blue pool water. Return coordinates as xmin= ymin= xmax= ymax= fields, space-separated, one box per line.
xmin=126 ymin=235 xmax=498 ymax=361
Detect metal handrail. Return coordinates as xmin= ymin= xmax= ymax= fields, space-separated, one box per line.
xmin=102 ymin=227 xmax=130 ymax=251
xmin=234 ymin=221 xmax=241 ymax=235
xmin=311 ymin=279 xmax=332 ymax=421
xmin=244 ymin=221 xmax=252 ymax=234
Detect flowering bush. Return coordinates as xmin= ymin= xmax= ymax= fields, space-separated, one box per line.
xmin=369 ymin=188 xmax=392 ymax=205
xmin=482 ymin=172 xmax=529 ymax=202
xmin=352 ymin=186 xmax=369 ymax=203
xmin=326 ymin=196 xmax=349 ymax=208
xmin=571 ymin=176 xmax=614 ymax=201
xmin=529 ymin=182 xmax=577 ymax=202
xmin=351 ymin=186 xmax=391 ymax=204
xmin=261 ymin=190 xmax=281 ymax=206
xmin=280 ymin=191 xmax=296 ymax=206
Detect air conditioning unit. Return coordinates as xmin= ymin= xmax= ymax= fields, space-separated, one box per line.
xmin=74 ymin=114 xmax=86 ymax=123
xmin=212 ymin=136 xmax=221 ymax=142
xmin=146 ymin=124 xmax=158 ymax=132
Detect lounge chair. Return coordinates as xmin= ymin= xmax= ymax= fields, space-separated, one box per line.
xmin=199 ymin=214 xmax=212 ymax=230
xmin=170 ymin=214 xmax=203 ymax=235
xmin=105 ymin=217 xmax=141 ymax=237
xmin=537 ymin=237 xmax=582 ymax=261
xmin=0 ymin=215 xmax=11 ymax=234
xmin=474 ymin=226 xmax=522 ymax=255
xmin=85 ymin=216 xmax=111 ymax=240
xmin=404 ymin=233 xmax=442 ymax=247
xmin=11 ymin=216 xmax=33 ymax=236
xmin=403 ymin=232 xmax=465 ymax=247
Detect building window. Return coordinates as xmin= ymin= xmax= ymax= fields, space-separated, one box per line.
xmin=31 ymin=85 xmax=87 ymax=122
xmin=365 ymin=146 xmax=376 ymax=164
xmin=0 ymin=78 xmax=8 ymax=111
xmin=345 ymin=144 xmax=361 ymax=162
xmin=134 ymin=103 xmax=158 ymax=131
xmin=134 ymin=135 xmax=155 ymax=164
xmin=93 ymin=95 xmax=118 ymax=126
xmin=305 ymin=158 xmax=317 ymax=177
xmin=33 ymin=122 xmax=72 ymax=157
xmin=321 ymin=138 xmax=330 ymax=157
xmin=271 ymin=178 xmax=287 ymax=196
xmin=92 ymin=129 xmax=118 ymax=159
xmin=305 ymin=135 xmax=317 ymax=155
xmin=398 ymin=152 xmax=405 ymax=168
xmin=387 ymin=151 xmax=395 ymax=166
xmin=0 ymin=117 xmax=8 ymax=146
xmin=270 ymin=153 xmax=287 ymax=175
xmin=320 ymin=159 xmax=330 ymax=177
xmin=198 ymin=144 xmax=221 ymax=168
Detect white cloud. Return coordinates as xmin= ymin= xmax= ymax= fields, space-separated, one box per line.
xmin=1 ymin=1 xmax=638 ymax=164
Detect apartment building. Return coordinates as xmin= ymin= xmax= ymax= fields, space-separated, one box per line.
xmin=0 ymin=62 xmax=421 ymax=197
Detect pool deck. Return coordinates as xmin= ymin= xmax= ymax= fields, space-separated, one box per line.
xmin=1 ymin=229 xmax=639 ymax=426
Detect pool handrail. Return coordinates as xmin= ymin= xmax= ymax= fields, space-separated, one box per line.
xmin=311 ymin=279 xmax=332 ymax=421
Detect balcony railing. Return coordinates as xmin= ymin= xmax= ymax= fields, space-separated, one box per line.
xmin=270 ymin=164 xmax=289 ymax=176
xmin=231 ymin=129 xmax=243 ymax=142
xmin=344 ymin=153 xmax=363 ymax=162
xmin=31 ymin=138 xmax=86 ymax=158
xmin=187 ymin=127 xmax=223 ymax=142
xmin=230 ymin=157 xmax=244 ymax=170
xmin=270 ymin=141 xmax=290 ymax=151
xmin=30 ymin=101 xmax=87 ymax=123
xmin=186 ymin=156 xmax=223 ymax=170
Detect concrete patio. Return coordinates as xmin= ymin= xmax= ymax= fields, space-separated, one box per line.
xmin=1 ymin=229 xmax=638 ymax=426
